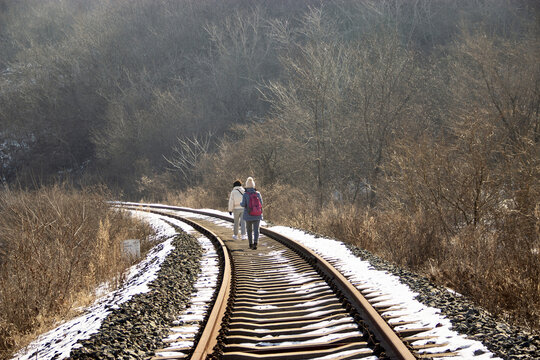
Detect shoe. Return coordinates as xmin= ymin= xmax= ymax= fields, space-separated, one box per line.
xmin=253 ymin=245 xmax=257 ymax=250
xmin=242 ymin=235 xmax=247 ymax=240
xmin=232 ymin=235 xmax=237 ymax=240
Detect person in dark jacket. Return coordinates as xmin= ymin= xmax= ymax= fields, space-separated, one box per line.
xmin=240 ymin=176 xmax=263 ymax=250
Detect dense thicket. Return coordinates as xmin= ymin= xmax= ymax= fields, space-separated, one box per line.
xmin=1 ymin=0 xmax=539 ymax=328
xmin=0 ymin=0 xmax=300 ymax=191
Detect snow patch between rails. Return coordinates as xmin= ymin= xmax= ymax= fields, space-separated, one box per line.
xmin=12 ymin=211 xmax=180 ymax=360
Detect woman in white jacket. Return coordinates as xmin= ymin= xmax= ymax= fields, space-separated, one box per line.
xmin=228 ymin=180 xmax=246 ymax=239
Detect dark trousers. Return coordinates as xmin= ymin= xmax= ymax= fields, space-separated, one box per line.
xmin=246 ymin=220 xmax=260 ymax=247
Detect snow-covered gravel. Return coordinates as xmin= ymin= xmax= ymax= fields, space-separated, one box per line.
xmin=154 ymin=231 xmax=220 ymax=358
xmin=346 ymin=246 xmax=540 ymax=360
xmin=12 ymin=211 xmax=182 ymax=360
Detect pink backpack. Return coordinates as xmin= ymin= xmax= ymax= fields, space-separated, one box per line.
xmin=248 ymin=192 xmax=262 ymax=216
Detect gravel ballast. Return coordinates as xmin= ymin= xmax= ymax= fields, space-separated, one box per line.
xmin=70 ymin=231 xmax=203 ymax=360
xmin=347 ymin=245 xmax=540 ymax=360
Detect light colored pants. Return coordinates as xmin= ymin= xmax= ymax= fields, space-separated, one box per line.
xmin=233 ymin=208 xmax=246 ymax=236
xmin=246 ymin=220 xmax=260 ymax=247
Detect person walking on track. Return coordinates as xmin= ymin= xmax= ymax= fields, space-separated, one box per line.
xmin=228 ymin=179 xmax=246 ymax=240
xmin=240 ymin=177 xmax=263 ymax=250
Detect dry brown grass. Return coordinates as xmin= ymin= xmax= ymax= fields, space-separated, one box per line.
xmin=0 ymin=185 xmax=153 ymax=359
xmin=165 ymin=186 xmax=222 ymax=210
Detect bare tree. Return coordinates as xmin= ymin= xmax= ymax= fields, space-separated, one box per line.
xmin=449 ymin=28 xmax=540 ymax=224
xmin=263 ymin=8 xmax=348 ymax=208
xmin=164 ymin=132 xmax=214 ymax=188
xmin=201 ymin=6 xmax=275 ymax=125
xmin=340 ymin=26 xmax=419 ymax=205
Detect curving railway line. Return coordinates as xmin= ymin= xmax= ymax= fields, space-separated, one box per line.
xmin=117 ymin=203 xmax=455 ymax=360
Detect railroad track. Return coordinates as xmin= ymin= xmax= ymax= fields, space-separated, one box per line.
xmin=118 ymin=203 xmax=456 ymax=360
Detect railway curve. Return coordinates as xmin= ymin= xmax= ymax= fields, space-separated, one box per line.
xmin=117 ymin=203 xmax=451 ymax=360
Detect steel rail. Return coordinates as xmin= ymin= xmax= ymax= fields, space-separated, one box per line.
xmin=265 ymin=228 xmax=416 ymax=360
xmin=179 ymin=217 xmax=232 ymax=360
xmin=118 ymin=203 xmax=416 ymax=360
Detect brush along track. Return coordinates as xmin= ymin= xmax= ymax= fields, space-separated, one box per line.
xmin=118 ymin=204 xmax=453 ymax=359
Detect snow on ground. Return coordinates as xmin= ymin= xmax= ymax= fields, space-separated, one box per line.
xmin=12 ymin=210 xmax=183 ymax=360
xmin=13 ymin=205 xmax=223 ymax=360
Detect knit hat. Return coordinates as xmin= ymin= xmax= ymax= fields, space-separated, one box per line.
xmin=245 ymin=177 xmax=255 ymax=188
